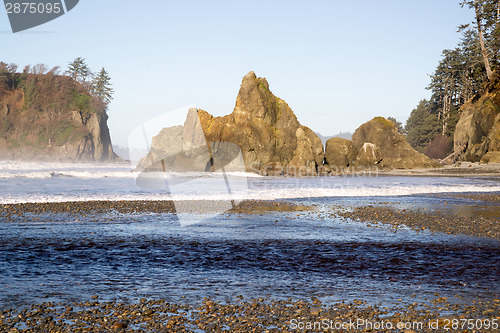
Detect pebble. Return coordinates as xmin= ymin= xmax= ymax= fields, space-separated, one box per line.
xmin=333 ymin=193 xmax=500 ymax=240
xmin=111 ymin=321 xmax=128 ymax=329
xmin=0 ymin=296 xmax=497 ymax=332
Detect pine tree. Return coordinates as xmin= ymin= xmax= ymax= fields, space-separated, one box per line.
xmin=405 ymin=100 xmax=441 ymax=152
xmin=387 ymin=117 xmax=405 ymax=135
xmin=427 ymin=29 xmax=486 ymax=138
xmin=0 ymin=62 xmax=19 ymax=89
xmin=458 ymin=29 xmax=487 ymax=100
xmin=404 ymin=2 xmax=497 ymax=158
xmin=66 ymin=57 xmax=90 ymax=83
xmin=428 ymin=49 xmax=463 ymax=135
xmin=91 ymin=67 xmax=114 ymax=105
xmin=460 ymin=0 xmax=499 ymax=81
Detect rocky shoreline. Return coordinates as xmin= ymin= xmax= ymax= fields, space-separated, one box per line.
xmin=1 ymin=296 xmax=498 ymax=332
xmin=2 ymin=193 xmax=499 ymax=241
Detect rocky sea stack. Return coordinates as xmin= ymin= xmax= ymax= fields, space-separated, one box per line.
xmin=139 ymin=72 xmax=324 ymax=176
xmin=325 ymin=117 xmax=441 ymax=170
xmin=0 ymin=72 xmax=117 ymax=162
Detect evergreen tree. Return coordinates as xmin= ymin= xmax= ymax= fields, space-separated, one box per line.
xmin=460 ymin=0 xmax=499 ymax=80
xmin=427 ymin=29 xmax=486 ymax=139
xmin=428 ymin=48 xmax=463 ymax=135
xmin=66 ymin=57 xmax=90 ymax=83
xmin=387 ymin=117 xmax=405 ymax=135
xmin=91 ymin=67 xmax=114 ymax=105
xmin=0 ymin=62 xmax=20 ymax=89
xmin=404 ymin=2 xmax=497 ymax=158
xmin=458 ymin=29 xmax=487 ymax=100
xmin=405 ymin=100 xmax=441 ymax=152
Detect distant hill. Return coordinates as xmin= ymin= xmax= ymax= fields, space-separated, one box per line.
xmin=316 ymin=131 xmax=353 ymax=145
xmin=112 ymin=145 xmax=130 ymax=161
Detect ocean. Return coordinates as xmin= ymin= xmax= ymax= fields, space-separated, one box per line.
xmin=1 ymin=161 xmax=499 ymax=204
xmin=0 ymin=161 xmax=499 ymax=309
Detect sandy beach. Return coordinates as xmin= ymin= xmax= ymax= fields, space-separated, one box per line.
xmin=379 ymin=162 xmax=500 ymax=177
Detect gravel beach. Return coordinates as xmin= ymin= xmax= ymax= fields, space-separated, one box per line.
xmin=333 ymin=193 xmax=500 ymax=240
xmin=0 ymin=200 xmax=310 ymax=223
xmin=1 ymin=296 xmax=499 ymax=332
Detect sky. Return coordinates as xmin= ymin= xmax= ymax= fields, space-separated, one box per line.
xmin=1 ymin=0 xmax=475 ymax=147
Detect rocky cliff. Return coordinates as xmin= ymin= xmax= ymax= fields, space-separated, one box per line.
xmin=454 ymin=79 xmax=500 ymax=164
xmin=325 ymin=117 xmax=441 ymax=170
xmin=0 ymin=73 xmax=117 ymax=162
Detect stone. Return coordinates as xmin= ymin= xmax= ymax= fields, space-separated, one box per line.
xmin=136 ymin=110 xmax=241 ymax=173
xmin=324 ymin=137 xmax=356 ymax=168
xmin=480 ymin=151 xmax=500 ymax=164
xmin=351 ymin=117 xmax=441 ymax=169
xmin=199 ymin=72 xmax=324 ymax=175
xmin=111 ymin=322 xmax=128 ymax=329
xmin=356 ymin=142 xmax=383 ymax=167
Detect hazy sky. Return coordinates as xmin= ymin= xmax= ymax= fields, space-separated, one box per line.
xmin=1 ymin=1 xmax=474 ymax=146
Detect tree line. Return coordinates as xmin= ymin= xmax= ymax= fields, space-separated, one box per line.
xmin=404 ymin=0 xmax=499 ymax=159
xmin=0 ymin=57 xmax=113 ymax=106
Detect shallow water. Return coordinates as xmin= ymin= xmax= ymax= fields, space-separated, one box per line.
xmin=1 ymin=199 xmax=499 ymax=308
xmin=1 ymin=162 xmax=499 ymax=309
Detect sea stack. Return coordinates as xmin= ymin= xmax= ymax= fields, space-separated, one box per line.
xmin=325 ymin=117 xmax=441 ymax=170
xmin=140 ymin=72 xmax=324 ymax=176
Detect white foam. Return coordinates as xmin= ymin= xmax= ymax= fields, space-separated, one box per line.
xmin=0 ymin=184 xmax=499 ymax=204
xmin=160 ymin=171 xmax=262 ymax=179
xmin=0 ymin=170 xmax=138 ymax=179
xmin=0 ymin=161 xmax=125 ymax=171
xmin=0 ymin=161 xmax=261 ymax=179
xmin=0 ymin=170 xmax=262 ymax=180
